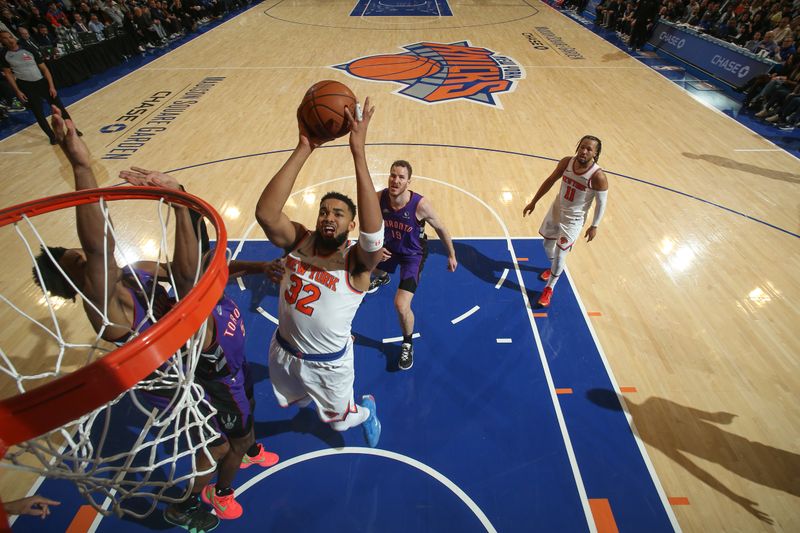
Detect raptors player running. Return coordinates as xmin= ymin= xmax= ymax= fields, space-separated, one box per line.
xmin=255 ymin=98 xmax=384 ymax=447
xmin=522 ymin=135 xmax=609 ymax=307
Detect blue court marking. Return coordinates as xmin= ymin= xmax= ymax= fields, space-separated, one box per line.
xmin=162 ymin=143 xmax=799 ymax=240
xmin=351 ymin=0 xmax=452 ymax=17
xmin=266 ymin=0 xmax=538 ymax=30
xmin=21 ymin=238 xmax=676 ymax=532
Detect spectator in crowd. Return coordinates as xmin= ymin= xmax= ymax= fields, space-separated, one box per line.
xmin=44 ymin=2 xmax=69 ymax=28
xmin=753 ymin=29 xmax=780 ymax=58
xmin=87 ymin=13 xmax=105 ymax=37
xmin=101 ymin=0 xmax=125 ymax=26
xmin=1 ymin=7 xmax=23 ymax=33
xmin=72 ymin=12 xmax=90 ymax=32
xmin=32 ymin=24 xmax=57 ymax=48
xmin=777 ymin=36 xmax=796 ymax=60
xmin=16 ymin=25 xmax=40 ymax=51
xmin=26 ymin=6 xmax=50 ymax=32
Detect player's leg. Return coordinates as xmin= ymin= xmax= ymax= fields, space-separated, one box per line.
xmin=540 ymin=238 xmax=557 ymax=281
xmin=17 ymin=79 xmax=55 ymax=143
xmin=301 ymin=343 xmax=381 ymax=446
xmin=539 ymin=236 xmax=574 ymax=307
xmin=164 ymin=435 xmax=227 ymax=531
xmin=538 ymin=202 xmax=560 ymax=281
xmin=239 ymin=363 xmax=280 ymax=470
xmin=198 ymin=368 xmax=254 ymax=520
xmin=394 ymin=288 xmax=416 ymax=369
xmin=394 ymin=245 xmax=427 ymax=370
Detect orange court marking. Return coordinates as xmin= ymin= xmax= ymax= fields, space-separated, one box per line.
xmin=589 ymin=498 xmax=619 ymax=533
xmin=555 ymin=388 xmax=573 ymax=394
xmin=517 ymin=257 xmax=528 ymax=262
xmin=619 ymin=386 xmax=638 ymax=393
xmin=588 ymin=311 xmax=602 ymax=317
xmin=66 ymin=505 xmax=97 ymax=533
xmin=669 ymin=497 xmax=691 ymax=505
xmin=531 ymin=312 xmax=548 ymax=318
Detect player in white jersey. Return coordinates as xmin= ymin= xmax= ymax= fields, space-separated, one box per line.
xmin=523 ymin=135 xmax=609 ymax=308
xmin=255 ymin=98 xmax=385 ymax=447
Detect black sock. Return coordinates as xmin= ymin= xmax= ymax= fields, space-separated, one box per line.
xmin=246 ymin=443 xmax=260 ymax=457
xmin=403 ymin=335 xmax=413 ymax=345
xmin=176 ymin=492 xmax=201 ymax=512
xmin=215 ymin=486 xmax=234 ymax=497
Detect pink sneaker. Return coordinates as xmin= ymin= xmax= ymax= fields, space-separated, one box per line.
xmin=201 ymin=484 xmax=242 ymax=520
xmin=240 ymin=442 xmax=279 ymax=469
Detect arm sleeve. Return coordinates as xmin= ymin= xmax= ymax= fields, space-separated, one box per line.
xmin=591 ymin=190 xmax=608 ymax=227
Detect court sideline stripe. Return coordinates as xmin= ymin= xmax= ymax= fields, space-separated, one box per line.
xmin=564 ymin=268 xmax=681 ymax=532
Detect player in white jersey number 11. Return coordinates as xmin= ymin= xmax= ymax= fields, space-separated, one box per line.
xmin=522 ymin=135 xmax=609 ymax=308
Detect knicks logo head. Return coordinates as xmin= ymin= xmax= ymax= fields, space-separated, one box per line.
xmin=334 ymin=41 xmax=524 ymax=107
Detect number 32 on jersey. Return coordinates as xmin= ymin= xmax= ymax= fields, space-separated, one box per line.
xmin=284 ymin=274 xmax=321 ymax=316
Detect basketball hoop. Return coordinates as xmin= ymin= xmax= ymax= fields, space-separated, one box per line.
xmin=0 ymin=187 xmax=228 ymax=527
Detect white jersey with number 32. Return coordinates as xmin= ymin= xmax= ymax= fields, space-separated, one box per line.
xmin=278 ymin=231 xmax=365 ymax=354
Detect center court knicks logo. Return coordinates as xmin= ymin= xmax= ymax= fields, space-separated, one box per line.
xmin=334 ymin=41 xmax=524 ymax=107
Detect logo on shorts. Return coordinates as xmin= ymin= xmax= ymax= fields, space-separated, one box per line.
xmin=333 ymin=41 xmax=524 ymax=107
xmin=560 ymin=237 xmax=569 ymax=245
xmin=221 ymin=413 xmax=237 ymax=430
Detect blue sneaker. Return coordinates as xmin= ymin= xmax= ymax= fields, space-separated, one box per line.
xmin=360 ymin=395 xmax=381 ymax=448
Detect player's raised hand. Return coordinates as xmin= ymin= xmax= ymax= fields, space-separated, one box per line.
xmin=296 ymin=107 xmax=332 ymax=150
xmin=345 ymin=97 xmax=374 ymax=152
xmin=51 ymin=106 xmax=90 ymax=168
xmin=119 ymin=167 xmax=181 ymax=190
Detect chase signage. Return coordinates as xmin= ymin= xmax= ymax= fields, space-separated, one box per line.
xmin=649 ymin=21 xmax=775 ymax=88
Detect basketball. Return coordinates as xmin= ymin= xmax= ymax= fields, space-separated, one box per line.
xmin=298 ymin=80 xmax=357 ymax=140
xmin=347 ymin=54 xmax=442 ymax=81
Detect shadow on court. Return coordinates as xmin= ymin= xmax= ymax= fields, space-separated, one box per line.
xmin=255 ymin=408 xmax=345 ymax=449
xmin=430 ymin=240 xmax=547 ymax=303
xmin=587 ymin=388 xmax=800 ymax=524
xmin=682 ymin=153 xmax=800 ymax=184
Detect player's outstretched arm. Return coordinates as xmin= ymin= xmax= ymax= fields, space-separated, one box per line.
xmin=4 ymin=495 xmax=60 ymax=518
xmin=255 ymin=116 xmax=325 ymax=250
xmin=119 ymin=167 xmax=199 ymax=296
xmin=346 ymin=99 xmax=384 ymax=272
xmin=417 ymin=198 xmax=457 ymax=272
xmin=51 ymin=107 xmax=123 ymax=307
xmin=522 ymin=157 xmax=570 ymax=217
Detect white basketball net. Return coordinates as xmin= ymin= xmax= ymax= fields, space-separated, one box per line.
xmin=0 ymin=195 xmax=221 ymax=519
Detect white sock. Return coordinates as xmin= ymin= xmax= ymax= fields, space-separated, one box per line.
xmin=546 ymin=246 xmax=569 ymax=289
xmin=329 ymin=404 xmax=369 ymax=432
xmin=543 ymin=239 xmax=557 ymax=264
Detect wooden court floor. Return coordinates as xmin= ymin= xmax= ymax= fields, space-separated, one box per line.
xmin=1 ymin=1 xmax=798 ymax=531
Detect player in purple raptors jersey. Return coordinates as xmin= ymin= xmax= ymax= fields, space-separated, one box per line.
xmin=523 ymin=136 xmax=609 ymax=307
xmin=369 ymin=160 xmax=457 ymax=370
xmin=118 ymin=167 xmax=281 ymax=523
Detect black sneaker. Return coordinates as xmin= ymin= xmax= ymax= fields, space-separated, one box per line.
xmin=398 ymin=342 xmax=413 ymax=370
xmin=164 ymin=503 xmax=219 ymax=532
xmin=367 ymin=274 xmax=390 ymax=293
